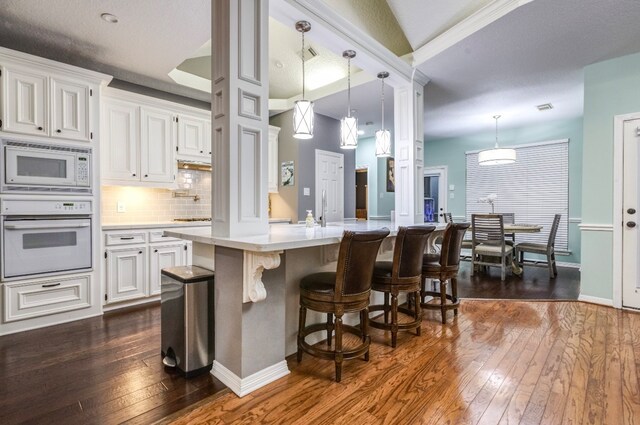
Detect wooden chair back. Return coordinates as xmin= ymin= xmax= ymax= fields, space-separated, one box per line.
xmin=440 ymin=222 xmax=471 ymax=269
xmin=471 ymin=214 xmax=505 ymax=246
xmin=335 ymin=228 xmax=390 ymax=299
xmin=391 ymin=226 xmax=435 ymax=281
xmin=501 ymin=213 xmax=515 ymax=224
xmin=548 ymin=214 xmax=562 ymax=247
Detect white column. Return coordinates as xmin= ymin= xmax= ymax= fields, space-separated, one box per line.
xmin=211 ymin=0 xmax=270 ymax=237
xmin=393 ymin=80 xmax=425 ymax=225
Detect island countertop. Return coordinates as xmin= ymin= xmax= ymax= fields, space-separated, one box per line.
xmin=163 ymin=220 xmax=446 ymax=252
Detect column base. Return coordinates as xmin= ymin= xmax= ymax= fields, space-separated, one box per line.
xmin=211 ymin=360 xmax=290 ymax=397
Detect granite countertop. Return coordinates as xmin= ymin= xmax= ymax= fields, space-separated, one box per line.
xmin=164 ymin=221 xmax=446 ymax=252
xmin=101 ymin=221 xmax=212 ymax=231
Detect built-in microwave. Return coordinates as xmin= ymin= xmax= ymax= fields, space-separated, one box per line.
xmin=1 ymin=138 xmax=92 ymax=194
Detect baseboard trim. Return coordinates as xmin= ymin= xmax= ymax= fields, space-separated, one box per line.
xmin=578 ymin=294 xmax=613 ymax=307
xmin=556 ymin=262 xmax=581 ymax=269
xmin=211 ymin=360 xmax=290 ymax=397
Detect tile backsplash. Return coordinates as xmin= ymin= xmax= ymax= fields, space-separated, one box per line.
xmin=101 ymin=170 xmax=211 ymax=224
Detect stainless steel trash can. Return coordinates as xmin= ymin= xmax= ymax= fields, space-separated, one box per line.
xmin=161 ymin=265 xmax=214 ymax=378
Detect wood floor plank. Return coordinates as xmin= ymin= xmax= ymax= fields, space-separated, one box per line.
xmin=603 ymin=307 xmax=624 ymax=425
xmin=582 ymin=306 xmax=608 ymax=425
xmin=621 ymin=309 xmax=640 ymax=425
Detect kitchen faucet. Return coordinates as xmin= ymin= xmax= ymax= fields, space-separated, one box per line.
xmin=320 ymin=189 xmax=327 ymax=227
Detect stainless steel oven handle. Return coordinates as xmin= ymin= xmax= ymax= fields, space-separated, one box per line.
xmin=4 ymin=223 xmax=91 ymax=230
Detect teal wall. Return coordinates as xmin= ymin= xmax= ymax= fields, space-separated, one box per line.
xmin=581 ymin=51 xmax=640 ymax=301
xmin=355 ymin=136 xmax=395 ymax=218
xmin=424 ymin=117 xmax=583 ymax=264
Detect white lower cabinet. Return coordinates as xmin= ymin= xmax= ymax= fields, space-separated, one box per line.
xmin=3 ymin=275 xmax=91 ymax=322
xmin=106 ymin=246 xmax=147 ymax=303
xmin=103 ymin=228 xmax=192 ymax=306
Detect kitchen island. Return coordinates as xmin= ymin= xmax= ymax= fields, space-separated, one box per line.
xmin=165 ymin=220 xmax=445 ymax=397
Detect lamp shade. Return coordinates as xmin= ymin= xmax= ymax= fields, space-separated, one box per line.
xmin=478 ymin=147 xmax=516 ymax=166
xmin=340 ymin=116 xmax=358 ymax=149
xmin=293 ymin=99 xmax=314 ymax=139
xmin=375 ymin=129 xmax=391 ymax=157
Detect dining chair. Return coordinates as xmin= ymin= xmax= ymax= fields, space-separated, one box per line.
xmin=515 ymin=214 xmax=561 ymax=278
xmin=297 ymin=228 xmax=390 ymax=382
xmin=369 ymin=226 xmax=435 ymax=347
xmin=471 ymin=214 xmax=513 ymax=281
xmin=421 ymin=222 xmax=470 ymax=323
xmin=501 ymin=213 xmax=516 ymax=245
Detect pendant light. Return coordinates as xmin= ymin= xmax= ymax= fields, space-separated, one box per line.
xmin=478 ymin=115 xmax=516 ymax=165
xmin=293 ymin=21 xmax=314 ymax=140
xmin=340 ymin=50 xmax=358 ymax=149
xmin=375 ymin=71 xmax=391 ymax=157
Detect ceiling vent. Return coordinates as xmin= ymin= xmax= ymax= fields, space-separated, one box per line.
xmin=536 ymin=103 xmax=554 ymax=111
xmin=299 ymin=46 xmax=319 ymax=62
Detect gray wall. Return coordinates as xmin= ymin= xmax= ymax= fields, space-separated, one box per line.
xmin=269 ymin=112 xmax=299 ymax=221
xmin=270 ymin=110 xmax=356 ymax=222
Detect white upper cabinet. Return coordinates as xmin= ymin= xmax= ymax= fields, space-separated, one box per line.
xmin=2 ymin=67 xmax=93 ymax=142
xmin=50 ymin=77 xmax=91 ymax=142
xmin=2 ymin=67 xmax=48 ymax=136
xmin=268 ymin=126 xmax=280 ymax=193
xmin=140 ymin=107 xmax=174 ymax=184
xmin=177 ymin=114 xmax=210 ymax=162
xmin=102 ymin=98 xmax=139 ymax=182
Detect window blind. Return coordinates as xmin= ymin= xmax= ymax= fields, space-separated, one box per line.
xmin=465 ymin=139 xmax=569 ymax=250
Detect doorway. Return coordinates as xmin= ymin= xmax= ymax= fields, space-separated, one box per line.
xmin=315 ymin=149 xmax=344 ymax=223
xmin=423 ymin=166 xmax=448 ymax=223
xmin=356 ymin=168 xmax=368 ymax=219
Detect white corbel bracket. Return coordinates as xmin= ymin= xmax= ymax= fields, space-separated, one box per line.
xmin=243 ymin=250 xmax=283 ymax=303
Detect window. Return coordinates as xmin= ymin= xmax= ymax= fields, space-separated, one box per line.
xmin=465 ymin=139 xmax=569 ymax=250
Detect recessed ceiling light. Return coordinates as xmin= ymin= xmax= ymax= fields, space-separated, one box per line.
xmin=357 ymin=130 xmax=365 ymax=135
xmin=536 ymin=103 xmax=553 ymax=111
xmin=275 ymin=60 xmax=284 ymax=69
xmin=101 ymin=13 xmax=119 ymax=24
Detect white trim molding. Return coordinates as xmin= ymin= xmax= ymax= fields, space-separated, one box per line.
xmin=412 ymin=0 xmax=535 ymax=66
xmin=578 ymin=223 xmax=614 ymax=232
xmin=557 ymin=262 xmax=581 ymax=269
xmin=578 ymin=294 xmax=614 ymax=307
xmin=242 ymin=250 xmax=283 ymax=303
xmin=211 ymin=360 xmax=290 ymax=397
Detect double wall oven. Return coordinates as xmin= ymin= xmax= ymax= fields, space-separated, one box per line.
xmin=1 ymin=199 xmax=93 ymax=281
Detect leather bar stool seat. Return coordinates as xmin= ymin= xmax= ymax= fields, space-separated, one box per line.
xmin=369 ymin=226 xmax=435 ymax=347
xmin=297 ymin=228 xmax=390 ymax=382
xmin=421 ymin=222 xmax=470 ymax=324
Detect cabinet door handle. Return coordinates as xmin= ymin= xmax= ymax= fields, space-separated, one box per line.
xmin=42 ymin=283 xmax=61 ymax=288
xmin=138 ymin=250 xmax=143 ymax=254
xmin=200 ymin=150 xmax=204 ymax=153
xmin=56 ymin=129 xmax=62 ymax=133
xmin=120 ymin=237 xmax=135 ymax=240
xmin=144 ymin=174 xmax=148 ymax=178
xmin=154 ymin=249 xmax=158 ymax=253
xmin=132 ymin=173 xmax=136 ymax=177
xmin=37 ymin=126 xmax=43 ymax=131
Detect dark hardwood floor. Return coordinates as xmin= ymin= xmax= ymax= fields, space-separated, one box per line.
xmin=454 ymin=262 xmax=580 ymax=300
xmin=0 ymin=266 xmax=579 ymax=424
xmin=0 ymin=304 xmax=227 ymax=425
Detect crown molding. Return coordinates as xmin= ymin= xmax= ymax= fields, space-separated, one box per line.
xmin=412 ymin=0 xmax=535 ymax=67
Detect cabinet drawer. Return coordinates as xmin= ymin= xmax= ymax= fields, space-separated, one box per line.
xmin=4 ymin=275 xmax=91 ymax=322
xmin=105 ymin=232 xmax=146 ymax=246
xmin=149 ymin=230 xmax=181 ymax=243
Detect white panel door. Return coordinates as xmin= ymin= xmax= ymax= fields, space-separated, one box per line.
xmin=50 ymin=78 xmax=91 ymax=141
xmin=140 ymin=107 xmax=174 ymax=183
xmin=315 ymin=149 xmax=344 ymax=222
xmin=3 ymin=68 xmax=47 ymax=136
xmin=149 ymin=243 xmax=186 ymax=296
xmin=268 ymin=126 xmax=280 ymax=193
xmin=106 ymin=247 xmax=147 ymax=304
xmin=102 ymin=99 xmax=139 ymax=181
xmin=177 ymin=114 xmax=206 ymax=158
xmin=623 ymin=118 xmax=640 ymax=309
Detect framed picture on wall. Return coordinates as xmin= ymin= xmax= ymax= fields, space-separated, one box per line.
xmin=281 ymin=161 xmax=294 ymax=186
xmin=386 ymin=157 xmax=395 ymax=192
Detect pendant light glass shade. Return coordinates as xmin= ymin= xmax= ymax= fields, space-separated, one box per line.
xmin=340 ymin=50 xmax=358 ymax=149
xmin=478 ymin=115 xmax=516 ymax=166
xmin=375 ymin=71 xmax=391 ymax=157
xmin=375 ymin=129 xmax=391 ymax=157
xmin=293 ymin=99 xmax=314 ymax=139
xmin=293 ymin=21 xmax=314 ymax=140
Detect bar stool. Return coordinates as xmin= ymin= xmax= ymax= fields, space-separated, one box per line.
xmin=369 ymin=226 xmax=435 ymax=347
xmin=421 ymin=222 xmax=470 ymax=324
xmin=297 ymin=228 xmax=390 ymax=382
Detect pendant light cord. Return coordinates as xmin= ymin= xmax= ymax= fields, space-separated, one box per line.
xmin=301 ymin=31 xmax=306 ymax=100
xmin=347 ymin=56 xmax=351 ymax=117
xmin=381 ymin=77 xmax=385 ymax=129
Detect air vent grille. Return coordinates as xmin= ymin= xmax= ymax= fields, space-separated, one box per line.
xmin=536 ymin=103 xmax=554 ymax=111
